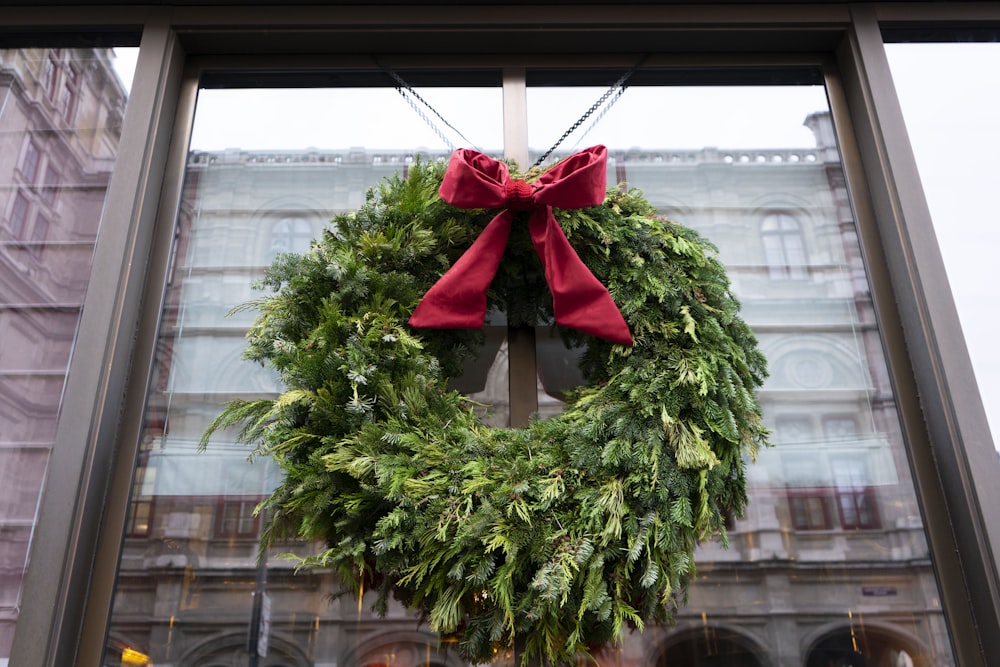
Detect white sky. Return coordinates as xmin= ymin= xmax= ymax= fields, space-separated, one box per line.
xmin=887 ymin=43 xmax=1000 ymax=451
xmin=111 ymin=45 xmax=1000 ymax=449
xmin=179 ymin=85 xmax=826 ymax=153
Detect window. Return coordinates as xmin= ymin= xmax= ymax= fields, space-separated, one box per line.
xmin=42 ymin=52 xmax=59 ymax=99
xmin=98 ymin=72 xmax=959 ymax=667
xmin=29 ymin=215 xmax=50 ymax=257
xmin=0 ymin=9 xmax=1000 ymax=667
xmin=269 ymin=216 xmax=314 ymax=260
xmin=4 ymin=14 xmax=994 ymax=667
xmin=105 ymin=82 xmax=504 ymax=667
xmin=125 ymin=497 xmax=153 ymax=538
xmin=761 ymin=212 xmax=807 ymax=279
xmin=7 ymin=191 xmax=31 ymax=239
xmin=788 ymin=491 xmax=833 ymax=530
xmin=786 ymin=486 xmax=880 ymax=532
xmin=832 ymin=457 xmax=880 ymax=530
xmin=823 ymin=416 xmax=858 ymax=440
xmin=57 ymin=71 xmax=79 ymax=123
xmin=214 ymin=497 xmax=261 ymax=538
xmin=775 ymin=416 xmax=813 ymax=444
xmin=777 ymin=416 xmax=881 ymax=531
xmin=782 ymin=450 xmax=834 ymax=531
xmin=41 ymin=166 xmax=60 ymax=206
xmin=20 ymin=140 xmax=41 ymax=183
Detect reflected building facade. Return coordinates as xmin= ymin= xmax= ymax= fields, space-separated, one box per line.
xmin=609 ymin=114 xmax=943 ymax=666
xmin=0 ymin=47 xmax=127 ymax=658
xmin=103 ymin=110 xmax=948 ymax=667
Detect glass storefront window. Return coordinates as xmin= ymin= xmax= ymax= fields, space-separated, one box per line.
xmin=104 ymin=70 xmax=959 ymax=667
xmin=0 ymin=46 xmax=135 ymax=662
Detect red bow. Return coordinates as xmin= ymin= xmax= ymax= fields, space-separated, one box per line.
xmin=409 ymin=145 xmax=633 ymax=346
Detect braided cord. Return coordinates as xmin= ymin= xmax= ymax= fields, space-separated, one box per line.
xmin=396 ymin=88 xmax=458 ymax=152
xmin=379 ymin=63 xmax=480 ymax=152
xmin=533 ymin=56 xmax=647 ymax=168
xmin=569 ymin=85 xmax=627 ymax=151
xmin=374 ymin=57 xmax=646 ymax=165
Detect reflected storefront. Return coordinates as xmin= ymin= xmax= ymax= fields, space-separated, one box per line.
xmin=1 ymin=5 xmax=999 ymax=667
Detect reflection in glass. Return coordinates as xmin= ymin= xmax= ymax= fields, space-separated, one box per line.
xmin=104 ymin=79 xmax=956 ymax=667
xmin=526 ymin=84 xmax=954 ymax=667
xmin=105 ymin=86 xmax=504 ymax=667
xmin=0 ymin=46 xmax=132 ymax=659
xmin=761 ymin=212 xmax=808 ymax=280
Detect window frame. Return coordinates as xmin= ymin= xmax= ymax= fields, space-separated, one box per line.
xmin=27 ymin=211 xmax=49 ymax=257
xmin=18 ymin=138 xmax=42 ymax=184
xmin=7 ymin=189 xmax=31 ymax=239
xmin=51 ymin=60 xmax=82 ymax=124
xmin=788 ymin=488 xmax=835 ymax=531
xmin=268 ymin=215 xmax=315 ymax=261
xmin=213 ymin=496 xmax=263 ymax=539
xmin=40 ymin=164 xmax=60 ymax=206
xmin=0 ymin=5 xmax=996 ymax=667
xmin=41 ymin=50 xmax=59 ymax=100
xmin=761 ymin=211 xmax=809 ymax=280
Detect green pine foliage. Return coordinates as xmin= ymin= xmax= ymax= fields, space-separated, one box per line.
xmin=202 ymin=156 xmax=769 ymax=666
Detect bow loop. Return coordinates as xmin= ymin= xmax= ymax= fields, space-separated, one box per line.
xmin=410 ymin=146 xmax=633 ymax=346
xmin=532 ymin=146 xmax=609 ymax=208
xmin=437 ymin=148 xmax=509 ymax=208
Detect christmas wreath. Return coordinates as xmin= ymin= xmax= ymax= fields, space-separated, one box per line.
xmin=204 ymin=146 xmax=768 ymax=665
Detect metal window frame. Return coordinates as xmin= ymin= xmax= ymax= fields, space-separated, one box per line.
xmin=5 ymin=20 xmax=186 ymax=667
xmin=0 ymin=4 xmax=995 ymax=666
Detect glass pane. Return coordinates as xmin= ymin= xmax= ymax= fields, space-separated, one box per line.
xmin=0 ymin=46 xmax=134 ymax=661
xmin=105 ymin=84 xmax=503 ymax=667
xmin=886 ymin=43 xmax=1000 ymax=452
xmin=527 ymin=82 xmax=954 ymax=666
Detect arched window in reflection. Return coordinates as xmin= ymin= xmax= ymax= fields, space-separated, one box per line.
xmin=269 ymin=216 xmax=314 ymax=261
xmin=350 ymin=632 xmax=468 ymax=667
xmin=806 ymin=627 xmax=924 ymax=667
xmin=761 ymin=212 xmax=807 ymax=279
xmin=654 ymin=627 xmax=768 ymax=667
xmin=174 ymin=632 xmax=310 ymax=667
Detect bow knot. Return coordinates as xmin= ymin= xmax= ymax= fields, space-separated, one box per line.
xmin=503 ymin=179 xmax=536 ymax=211
xmin=409 ymin=145 xmax=633 ymax=346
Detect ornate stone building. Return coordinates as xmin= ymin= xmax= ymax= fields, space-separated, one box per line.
xmin=0 ymin=46 xmax=127 ymax=658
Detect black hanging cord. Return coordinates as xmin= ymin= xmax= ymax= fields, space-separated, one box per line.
xmin=374 ymin=57 xmax=481 ymax=152
xmin=532 ymin=55 xmax=648 ymax=168
xmin=373 ymin=56 xmax=647 ymax=166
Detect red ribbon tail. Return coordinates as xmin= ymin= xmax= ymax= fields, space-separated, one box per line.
xmin=409 ymin=211 xmax=513 ymax=330
xmin=530 ymin=210 xmax=634 ymax=346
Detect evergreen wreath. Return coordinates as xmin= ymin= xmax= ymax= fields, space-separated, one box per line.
xmin=203 ymin=148 xmax=769 ymax=666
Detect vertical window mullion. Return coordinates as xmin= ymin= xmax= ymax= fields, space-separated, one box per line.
xmin=501 ymin=67 xmax=537 ymax=428
xmin=502 ymin=67 xmax=529 ymax=166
